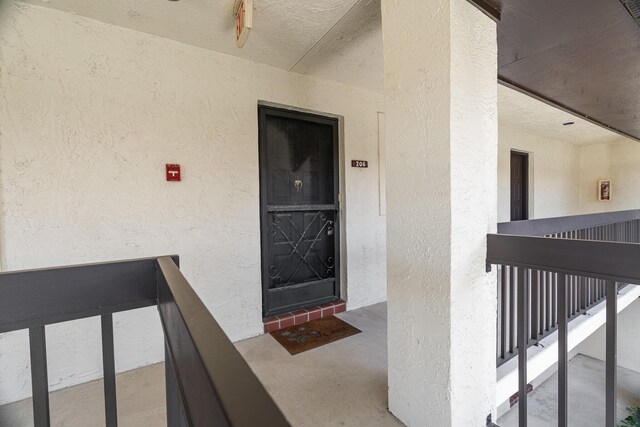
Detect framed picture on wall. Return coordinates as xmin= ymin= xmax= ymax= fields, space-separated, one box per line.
xmin=599 ymin=179 xmax=612 ymax=201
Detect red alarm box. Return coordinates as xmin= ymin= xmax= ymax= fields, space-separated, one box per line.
xmin=166 ymin=164 xmax=181 ymax=181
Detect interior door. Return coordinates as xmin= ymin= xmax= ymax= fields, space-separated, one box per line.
xmin=259 ymin=106 xmax=340 ymax=317
xmin=510 ymin=151 xmax=529 ymax=221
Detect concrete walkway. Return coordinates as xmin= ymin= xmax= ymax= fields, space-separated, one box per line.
xmin=2 ymin=304 xmax=638 ymax=427
xmin=498 ymin=354 xmax=640 ymax=427
xmin=0 ymin=303 xmax=401 ymax=427
xmin=0 ymin=363 xmax=166 ymax=427
xmin=3 ymin=304 xmax=639 ymax=427
xmin=236 ymin=302 xmax=403 ymax=427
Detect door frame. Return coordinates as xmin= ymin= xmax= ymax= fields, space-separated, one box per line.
xmin=257 ymin=101 xmax=346 ymax=318
xmin=510 ymin=150 xmax=530 ymax=221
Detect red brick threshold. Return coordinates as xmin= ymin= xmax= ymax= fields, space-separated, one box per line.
xmin=263 ymin=300 xmax=346 ymax=333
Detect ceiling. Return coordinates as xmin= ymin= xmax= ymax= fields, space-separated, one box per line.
xmin=19 ymin=0 xmax=362 ymax=70
xmin=497 ymin=0 xmax=640 ymax=142
xmin=19 ymin=0 xmax=628 ymax=145
xmin=497 ymin=85 xmax=622 ymax=146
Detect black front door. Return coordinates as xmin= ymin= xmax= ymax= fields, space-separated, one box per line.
xmin=510 ymin=151 xmax=529 ymax=221
xmin=258 ymin=106 xmax=340 ymax=317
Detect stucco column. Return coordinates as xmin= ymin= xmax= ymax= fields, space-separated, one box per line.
xmin=381 ymin=0 xmax=498 ymax=425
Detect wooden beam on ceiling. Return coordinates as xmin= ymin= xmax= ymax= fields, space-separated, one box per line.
xmin=467 ymin=0 xmax=502 ymax=21
xmin=497 ymin=0 xmax=640 ymax=142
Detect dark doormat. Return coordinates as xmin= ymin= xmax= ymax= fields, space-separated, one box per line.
xmin=270 ymin=316 xmax=361 ymax=355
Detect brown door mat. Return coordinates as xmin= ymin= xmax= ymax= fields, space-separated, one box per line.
xmin=270 ymin=316 xmax=361 ymax=355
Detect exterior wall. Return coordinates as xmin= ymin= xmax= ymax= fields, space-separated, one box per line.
xmin=0 ymin=2 xmax=386 ymax=404
xmin=498 ymin=125 xmax=582 ymax=222
xmin=577 ymin=139 xmax=640 ymax=374
xmin=382 ymin=0 xmax=498 ymax=424
xmin=576 ymin=297 xmax=640 ymax=374
xmin=579 ymin=138 xmax=640 ymax=213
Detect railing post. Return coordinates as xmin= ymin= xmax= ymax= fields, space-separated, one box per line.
xmin=29 ymin=326 xmax=50 ymax=427
xmin=517 ymin=267 xmax=529 ymax=427
xmin=557 ymin=274 xmax=568 ymax=427
xmin=165 ymin=343 xmax=188 ymax=427
xmin=101 ymin=314 xmax=118 ymax=427
xmin=606 ymin=281 xmax=618 ymax=427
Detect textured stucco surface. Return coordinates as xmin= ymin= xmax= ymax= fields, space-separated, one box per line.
xmin=0 ymin=2 xmax=386 ymax=404
xmin=290 ymin=0 xmax=384 ymax=94
xmin=579 ymin=138 xmax=640 ymax=213
xmin=17 ymin=0 xmax=360 ymax=71
xmin=381 ymin=0 xmax=497 ymax=425
xmin=577 ymin=297 xmax=640 ymax=375
xmin=498 ymin=125 xmax=582 ymax=222
xmin=577 ymin=138 xmax=640 ymax=372
xmin=497 ymin=85 xmax=621 ymax=147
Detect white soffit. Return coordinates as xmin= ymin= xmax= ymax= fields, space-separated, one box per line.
xmin=290 ymin=0 xmax=383 ymax=94
xmin=18 ymin=0 xmax=360 ymax=70
xmin=498 ymin=85 xmax=624 ymax=146
xmin=14 ymin=0 xmax=632 ymax=146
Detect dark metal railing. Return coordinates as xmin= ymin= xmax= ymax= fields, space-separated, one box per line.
xmin=496 ymin=210 xmax=640 ymax=366
xmin=157 ymin=257 xmax=290 ymax=426
xmin=0 ymin=256 xmax=290 ymax=427
xmin=488 ymin=228 xmax=640 ymax=427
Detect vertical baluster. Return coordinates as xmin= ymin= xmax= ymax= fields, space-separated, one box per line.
xmin=29 ymin=326 xmax=50 ymax=427
xmin=606 ymin=281 xmax=618 ymax=427
xmin=497 ymin=267 xmax=502 ymax=360
xmin=500 ymin=266 xmax=508 ymax=360
xmin=558 ymin=275 xmax=568 ymax=427
xmin=101 ymin=314 xmax=118 ymax=427
xmin=568 ymin=275 xmax=573 ymax=317
xmin=572 ymin=276 xmax=577 ymax=316
xmin=510 ymin=266 xmax=516 ymax=354
xmin=518 ymin=268 xmax=529 ymax=427
xmin=539 ymin=270 xmax=545 ymax=336
xmin=552 ymin=273 xmax=558 ymax=327
xmin=531 ymin=270 xmax=539 ymax=341
xmin=586 ymin=276 xmax=590 ymax=308
xmin=547 ymin=272 xmax=552 ymax=331
xmin=571 ymin=274 xmax=575 ymax=315
xmin=585 ymin=277 xmax=589 ymax=308
xmin=578 ymin=274 xmax=583 ymax=312
xmin=539 ymin=271 xmax=545 ymax=334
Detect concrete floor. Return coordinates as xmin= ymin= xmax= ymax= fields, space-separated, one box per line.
xmin=4 ymin=303 xmax=636 ymax=427
xmin=0 ymin=363 xmax=166 ymax=427
xmin=498 ymin=354 xmax=640 ymax=427
xmin=0 ymin=303 xmax=402 ymax=427
xmin=236 ymin=302 xmax=403 ymax=427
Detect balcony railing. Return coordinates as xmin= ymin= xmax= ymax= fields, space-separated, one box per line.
xmin=495 ymin=210 xmax=640 ymax=366
xmin=488 ymin=209 xmax=640 ymax=427
xmin=0 ymin=256 xmax=290 ymax=427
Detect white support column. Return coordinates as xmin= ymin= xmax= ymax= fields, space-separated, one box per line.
xmin=381 ymin=0 xmax=498 ymax=426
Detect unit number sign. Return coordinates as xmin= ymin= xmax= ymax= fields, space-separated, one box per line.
xmin=351 ymin=160 xmax=368 ymax=168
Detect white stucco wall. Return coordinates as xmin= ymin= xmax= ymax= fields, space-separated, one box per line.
xmin=577 ymin=139 xmax=640 ymax=375
xmin=498 ymin=125 xmax=582 ymax=222
xmin=579 ymin=138 xmax=640 ymax=213
xmin=0 ymin=2 xmax=387 ymax=404
xmin=576 ymin=296 xmax=640 ymax=374
xmin=382 ymin=0 xmax=497 ymax=424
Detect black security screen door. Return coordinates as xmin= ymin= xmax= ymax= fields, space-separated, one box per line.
xmin=259 ymin=106 xmax=340 ymax=317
